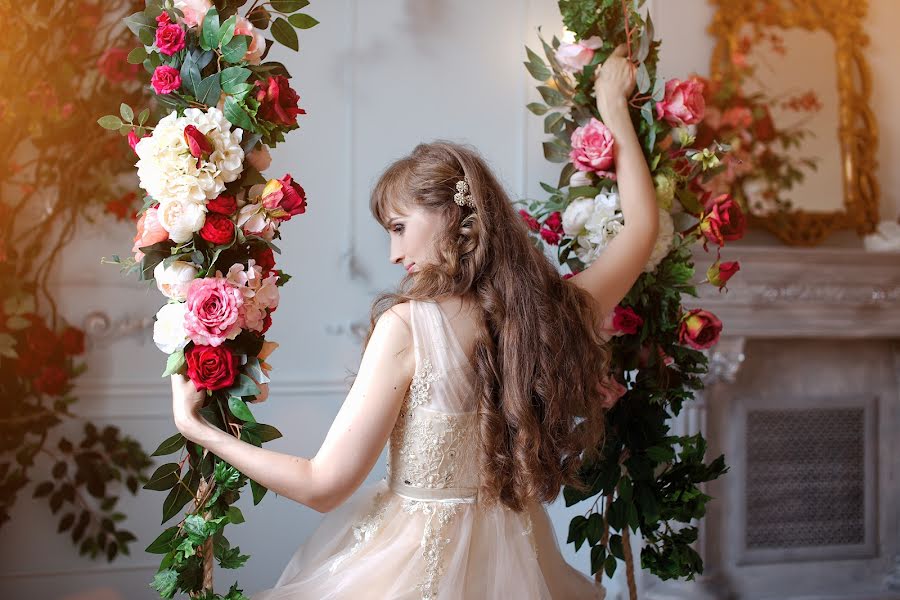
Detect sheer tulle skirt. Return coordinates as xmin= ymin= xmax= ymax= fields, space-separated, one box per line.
xmin=250 ymin=479 xmax=605 ymax=600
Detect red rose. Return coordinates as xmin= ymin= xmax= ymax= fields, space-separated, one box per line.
xmin=34 ymin=365 xmax=69 ymax=396
xmin=128 ymin=130 xmax=148 ymax=154
xmin=183 ymin=125 xmax=213 ymax=168
xmin=252 ymin=245 xmax=276 ymax=276
xmin=60 ymin=326 xmax=85 ymax=355
xmin=261 ymin=174 xmax=307 ymax=220
xmin=155 ymin=22 xmax=185 ymax=56
xmin=26 ymin=323 xmax=58 ymax=361
xmin=151 ymin=65 xmax=181 ymax=95
xmin=106 ymin=191 xmax=137 ymax=221
xmin=261 ymin=311 xmax=273 ymax=334
xmin=707 ymin=260 xmax=740 ymax=289
xmin=540 ymin=227 xmax=561 ymax=245
xmin=699 ymin=194 xmax=745 ymax=250
xmin=612 ymin=305 xmax=643 ymax=335
xmin=678 ymin=308 xmax=723 ymax=350
xmin=544 ymin=211 xmax=563 ymax=233
xmin=518 ymin=209 xmax=540 ymax=232
xmin=185 ymin=344 xmax=239 ymax=392
xmin=207 ymin=194 xmax=237 ymax=216
xmin=254 ymin=75 xmax=306 ymax=127
xmin=199 ymin=213 xmax=235 ymax=245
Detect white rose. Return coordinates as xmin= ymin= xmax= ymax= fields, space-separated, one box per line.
xmin=153 ymin=302 xmax=189 ymax=354
xmin=642 ymin=209 xmax=675 ymax=273
xmin=157 ymin=197 xmax=206 ymax=243
xmin=153 ymin=261 xmax=199 ymax=301
xmin=569 ymin=170 xmax=593 ymax=188
xmin=562 ymin=197 xmax=595 ymax=235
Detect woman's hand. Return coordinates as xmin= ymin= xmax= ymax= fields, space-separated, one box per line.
xmin=593 ymin=43 xmax=636 ymax=124
xmin=171 ymin=373 xmax=206 ymax=437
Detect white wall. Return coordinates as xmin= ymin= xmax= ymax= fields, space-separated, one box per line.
xmin=3 ymin=1 xmax=896 ymax=598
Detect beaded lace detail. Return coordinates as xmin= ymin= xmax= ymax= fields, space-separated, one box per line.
xmin=401 ymin=498 xmax=463 ymax=600
xmin=328 ymin=490 xmax=391 ymax=573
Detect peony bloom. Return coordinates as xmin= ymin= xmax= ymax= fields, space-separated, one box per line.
xmin=656 ymin=78 xmax=706 ymax=127
xmin=154 ymin=260 xmax=199 ymax=301
xmin=678 ymin=308 xmax=723 ymax=350
xmin=570 ymin=117 xmax=616 ymax=179
xmin=225 ymin=260 xmax=280 ymax=333
xmin=157 ymin=196 xmax=206 ymax=243
xmin=206 ymin=194 xmax=237 ymax=216
xmin=199 ymin=213 xmax=236 ymax=245
xmin=151 ymin=65 xmax=181 ymax=95
xmin=132 ymin=206 xmax=169 ymax=262
xmin=153 ymin=301 xmax=190 ymax=354
xmin=554 ymin=35 xmax=603 ymax=74
xmin=184 ymin=277 xmax=244 ymax=347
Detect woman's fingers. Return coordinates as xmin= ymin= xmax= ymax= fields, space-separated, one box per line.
xmin=611 ymin=43 xmax=629 ymax=58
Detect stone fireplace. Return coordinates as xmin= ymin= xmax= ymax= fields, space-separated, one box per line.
xmin=640 ymin=245 xmax=900 ymax=600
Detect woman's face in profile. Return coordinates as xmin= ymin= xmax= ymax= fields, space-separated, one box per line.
xmin=386 ymin=203 xmax=444 ymax=275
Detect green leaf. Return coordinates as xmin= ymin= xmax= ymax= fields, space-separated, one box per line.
xmin=161 ymin=350 xmax=186 ymax=377
xmin=138 ymin=108 xmax=150 ymax=125
xmin=524 ymin=45 xmax=551 ymax=81
xmin=228 ymin=373 xmax=261 ymax=398
xmin=248 ymin=7 xmax=271 ymax=30
xmin=151 ymin=432 xmax=186 ymax=457
xmin=542 ymin=140 xmax=570 ymax=163
xmin=227 ymin=505 xmax=245 ymax=524
xmin=201 ymin=7 xmax=221 ymax=51
xmin=586 ymin=512 xmax=603 ymax=545
xmin=151 ymin=569 xmax=179 ymax=598
xmin=97 ymin=115 xmax=124 ymax=130
xmin=221 ymin=34 xmax=249 ymax=63
xmin=288 ymin=13 xmax=319 ymax=29
xmin=228 ymin=396 xmax=256 ymax=423
xmin=537 ymin=85 xmax=566 ymax=107
xmin=126 ymin=46 xmax=147 ymax=64
xmin=526 ymin=102 xmax=549 ymax=116
xmin=119 ymin=103 xmax=133 ymax=123
xmin=610 ymin=533 xmax=624 ymax=559
xmin=641 ymin=100 xmax=655 ymax=128
xmin=250 ymin=479 xmax=268 ymax=505
xmin=636 ymin=63 xmax=651 ymax=94
xmin=271 ymin=0 xmax=309 ymax=12
xmin=145 ymin=526 xmax=180 ymax=554
xmin=161 ymin=471 xmax=196 ymax=524
xmin=604 ymin=554 xmax=617 ymax=578
xmin=590 ymin=544 xmax=606 ymax=575
xmin=143 ymin=463 xmax=181 ymax=491
xmin=271 ymin=17 xmax=298 ymax=51
xmin=180 ymin=54 xmax=202 ymax=96
xmin=223 ymin=96 xmax=256 ymax=132
xmin=195 ymin=72 xmax=222 ymax=107
xmin=124 ymin=12 xmax=154 ymax=42
xmin=243 ymin=422 xmax=283 ymax=442
xmin=220 ymin=66 xmax=252 ymax=93
xmin=218 ymin=15 xmax=237 ymax=47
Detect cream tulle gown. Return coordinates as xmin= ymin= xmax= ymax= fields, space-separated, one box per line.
xmin=251 ymin=299 xmax=606 ymax=599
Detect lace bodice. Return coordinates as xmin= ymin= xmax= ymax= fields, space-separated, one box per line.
xmin=385 ymin=300 xmax=479 ymax=503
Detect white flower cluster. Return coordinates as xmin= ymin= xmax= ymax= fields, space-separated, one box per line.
xmin=562 ymin=189 xmax=675 ymax=273
xmin=134 ymin=107 xmax=245 ymax=242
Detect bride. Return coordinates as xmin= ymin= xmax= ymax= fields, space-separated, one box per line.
xmin=171 ymin=44 xmax=658 ymax=599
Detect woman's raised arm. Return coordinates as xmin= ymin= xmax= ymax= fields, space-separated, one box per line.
xmin=171 ymin=303 xmax=415 ymax=513
xmin=570 ymin=45 xmax=660 ymax=317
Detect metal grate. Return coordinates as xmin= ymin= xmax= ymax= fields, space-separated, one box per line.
xmin=745 ymin=407 xmax=865 ymax=548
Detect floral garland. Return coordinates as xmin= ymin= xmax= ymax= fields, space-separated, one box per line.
xmin=694 ymin=27 xmax=823 ymax=217
xmin=0 ymin=0 xmax=155 ymax=563
xmin=521 ymin=0 xmax=743 ymax=589
xmin=99 ymin=1 xmax=318 ymax=598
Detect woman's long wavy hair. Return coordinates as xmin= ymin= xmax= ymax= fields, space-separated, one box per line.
xmin=363 ymin=140 xmax=612 ymax=512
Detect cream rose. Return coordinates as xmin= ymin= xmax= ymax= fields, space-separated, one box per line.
xmin=157 ymin=197 xmax=207 ymax=243
xmin=154 ymin=260 xmax=199 ymax=301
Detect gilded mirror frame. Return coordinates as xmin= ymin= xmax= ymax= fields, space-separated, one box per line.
xmin=707 ymin=0 xmax=880 ymax=245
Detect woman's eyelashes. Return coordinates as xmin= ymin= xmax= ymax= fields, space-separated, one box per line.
xmin=391 ymin=223 xmax=405 ymax=234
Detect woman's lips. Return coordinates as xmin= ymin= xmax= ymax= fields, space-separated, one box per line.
xmin=406 ymin=263 xmax=415 ymax=273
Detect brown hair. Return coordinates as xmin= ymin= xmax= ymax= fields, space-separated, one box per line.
xmin=364 ymin=140 xmax=611 ymax=512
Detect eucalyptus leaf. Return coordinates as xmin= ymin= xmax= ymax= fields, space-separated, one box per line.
xmin=537 ymin=85 xmax=566 ymax=107
xmin=636 ymin=62 xmax=651 ymax=94
xmin=526 ymin=102 xmax=549 ymax=116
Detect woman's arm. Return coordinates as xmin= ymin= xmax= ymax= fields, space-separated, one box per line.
xmin=171 ymin=303 xmax=415 ymax=513
xmin=570 ymin=45 xmax=660 ymax=317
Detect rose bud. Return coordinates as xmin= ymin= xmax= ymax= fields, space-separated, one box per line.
xmin=707 ymin=260 xmax=740 ymax=290
xmin=183 ymin=125 xmax=213 ymax=168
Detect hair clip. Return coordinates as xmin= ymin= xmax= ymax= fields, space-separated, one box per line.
xmin=453 ymin=177 xmax=476 ymax=209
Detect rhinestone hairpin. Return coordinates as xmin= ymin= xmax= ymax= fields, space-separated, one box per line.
xmin=453 ymin=177 xmax=476 ymax=209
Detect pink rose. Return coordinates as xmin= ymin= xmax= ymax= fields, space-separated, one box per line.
xmin=656 ymin=78 xmax=706 ymax=126
xmin=174 ymin=0 xmax=212 ymax=28
xmin=554 ymin=36 xmax=603 ymax=74
xmin=132 ymin=206 xmax=169 ymax=262
xmin=151 ymin=65 xmax=181 ymax=95
xmin=234 ymin=16 xmax=267 ymax=64
xmin=155 ymin=22 xmax=186 ymax=56
xmin=184 ymin=277 xmax=244 ymax=347
xmin=570 ymin=117 xmax=616 ymax=179
xmin=128 ymin=130 xmax=149 ymax=154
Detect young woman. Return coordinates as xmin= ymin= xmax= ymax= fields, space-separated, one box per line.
xmin=171 ymin=44 xmax=659 ymax=599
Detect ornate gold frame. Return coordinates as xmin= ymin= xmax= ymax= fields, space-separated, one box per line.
xmin=707 ymin=0 xmax=880 ymax=245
